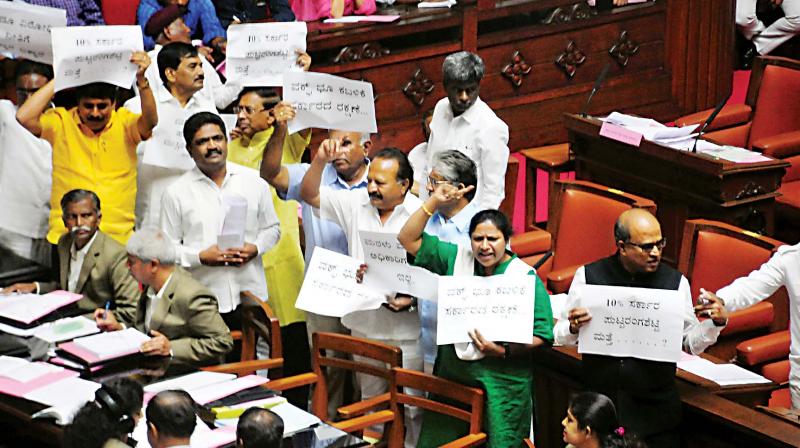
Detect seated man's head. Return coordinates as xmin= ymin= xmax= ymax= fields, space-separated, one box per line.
xmin=146 ymin=390 xmax=197 ymax=448
xmin=367 ymin=147 xmax=412 ymax=212
xmin=235 ymin=88 xmax=281 ymax=139
xmin=146 ymin=5 xmax=191 ymax=45
xmin=427 ymin=149 xmax=477 ymax=205
xmin=442 ymin=51 xmax=484 ymax=116
xmin=64 ymin=378 xmax=144 ymax=448
xmin=15 ymin=60 xmax=53 ymax=105
xmin=236 ymin=407 xmax=284 ymax=448
xmin=61 ymin=189 xmax=101 ymax=249
xmin=126 ymin=227 xmax=177 ymax=286
xmin=614 ymin=209 xmax=666 ymax=274
xmin=184 ymin=112 xmax=228 ymax=175
xmin=158 ymin=42 xmax=204 ymax=95
xmin=74 ymin=82 xmax=118 ymax=133
xmin=328 ymin=130 xmax=370 ymax=181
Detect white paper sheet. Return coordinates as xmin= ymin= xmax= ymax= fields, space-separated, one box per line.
xmin=226 ymin=22 xmax=307 ymax=87
xmin=283 ymin=71 xmax=377 ymax=134
xmin=0 ymin=1 xmax=66 ymax=63
xmin=26 ymin=376 xmax=101 ymax=424
xmin=71 ymin=327 xmax=150 ymax=358
xmin=188 ymin=374 xmax=268 ymax=405
xmin=0 ymin=358 xmax=61 ymax=383
xmin=436 ymin=275 xmax=535 ymax=345
xmin=218 ymin=193 xmax=248 ymax=250
xmin=143 ymin=371 xmax=237 ymax=394
xmin=51 ymin=25 xmax=144 ymax=92
xmin=34 ymin=316 xmax=99 ymax=344
xmin=359 ymin=230 xmax=439 ymax=299
xmin=271 ymin=402 xmax=322 ymax=435
xmin=295 ymin=247 xmax=387 ymax=317
xmin=577 ymin=284 xmax=684 ymax=363
xmin=0 ymin=290 xmax=82 ymax=324
xmin=678 ymin=356 xmax=772 ymax=386
xmin=140 ymin=103 xmax=197 ymax=170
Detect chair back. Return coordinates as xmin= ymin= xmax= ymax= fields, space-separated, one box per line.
xmin=499 ymin=156 xmax=520 ymax=219
xmin=239 ymin=291 xmax=284 ymax=375
xmin=390 ymin=368 xmax=485 ymax=447
xmin=310 ymin=332 xmax=403 ymax=419
xmin=746 ymin=57 xmax=800 ymax=148
xmin=548 ymin=180 xmax=656 ymax=273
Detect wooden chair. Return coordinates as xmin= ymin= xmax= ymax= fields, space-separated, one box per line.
xmin=266 ymin=332 xmax=403 ymax=442
xmin=511 ymin=180 xmax=656 ymax=293
xmin=677 ymin=219 xmax=788 ymax=361
xmin=203 ymin=291 xmax=285 ymax=377
xmin=499 ymin=156 xmax=520 ymax=221
xmin=519 ymin=143 xmax=574 ymax=230
xmin=389 ymin=368 xmax=486 ymax=448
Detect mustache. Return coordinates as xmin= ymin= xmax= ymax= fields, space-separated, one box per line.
xmin=86 ymin=115 xmax=105 ymax=122
xmin=70 ymin=225 xmax=92 ymax=233
xmin=368 ymin=192 xmax=382 ymax=200
xmin=205 ymin=148 xmax=222 ymax=158
xmin=195 ymin=75 xmax=204 ymax=81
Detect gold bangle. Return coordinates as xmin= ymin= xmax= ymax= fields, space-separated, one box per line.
xmin=421 ymin=204 xmax=434 ymax=217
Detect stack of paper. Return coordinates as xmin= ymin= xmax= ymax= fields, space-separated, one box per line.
xmin=58 ymin=328 xmax=150 ymax=365
xmin=143 ymin=371 xmax=268 ymax=405
xmin=604 ymin=112 xmax=699 ymax=143
xmin=27 ymin=376 xmax=101 ymax=424
xmin=34 ymin=316 xmax=99 ymax=344
xmin=0 ymin=356 xmax=78 ymax=397
xmin=0 ymin=290 xmax=82 ymax=325
xmin=678 ymin=355 xmax=772 ymax=386
xmin=419 ymin=0 xmax=457 ymax=8
xmin=215 ymin=402 xmax=321 ymax=436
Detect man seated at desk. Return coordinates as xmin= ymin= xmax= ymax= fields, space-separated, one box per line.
xmin=237 ymin=407 xmax=284 ymax=448
xmin=554 ymin=209 xmax=728 ymax=448
xmin=2 ymin=189 xmax=139 ymax=316
xmin=145 ymin=390 xmax=197 ymax=448
xmin=94 ymin=227 xmax=233 ymax=366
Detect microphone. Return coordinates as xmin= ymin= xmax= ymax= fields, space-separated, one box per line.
xmin=581 ymin=63 xmax=611 ymax=118
xmin=691 ymin=94 xmax=730 ymax=153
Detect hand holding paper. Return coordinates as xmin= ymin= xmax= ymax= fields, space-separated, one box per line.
xmin=693 ymin=288 xmax=728 ymax=326
xmin=566 ymin=307 xmax=592 ymax=334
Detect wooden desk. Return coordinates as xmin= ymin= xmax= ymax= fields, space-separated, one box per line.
xmin=305 ymin=0 xmax=736 ymax=152
xmin=563 ymin=113 xmax=790 ymax=263
xmin=531 ymin=346 xmax=800 ymax=448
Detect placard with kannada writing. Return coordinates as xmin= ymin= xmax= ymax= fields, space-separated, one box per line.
xmin=577 ymin=284 xmax=683 ymax=363
xmin=0 ymin=2 xmax=65 ymax=64
xmin=51 ymin=26 xmax=143 ymax=92
xmin=226 ymin=22 xmax=307 ymax=87
xmin=437 ymin=275 xmax=534 ymax=345
xmin=358 ymin=230 xmax=438 ymax=300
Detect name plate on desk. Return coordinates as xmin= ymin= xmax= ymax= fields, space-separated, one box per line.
xmin=577 ymin=284 xmax=683 ymax=363
xmin=599 ymin=121 xmax=643 ymax=147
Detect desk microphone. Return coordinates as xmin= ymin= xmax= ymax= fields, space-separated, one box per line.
xmin=691 ymin=94 xmax=730 ymax=153
xmin=580 ymin=63 xmax=611 ymax=118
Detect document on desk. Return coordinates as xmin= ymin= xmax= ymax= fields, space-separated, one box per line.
xmin=359 ymin=230 xmax=439 ymax=299
xmin=59 ymin=327 xmax=150 ymax=364
xmin=144 ymin=371 xmax=236 ymax=395
xmin=603 ymin=112 xmax=699 ymax=142
xmin=0 ymin=356 xmax=61 ymax=383
xmin=33 ymin=316 xmax=99 ymax=344
xmin=189 ymin=374 xmax=269 ymax=405
xmin=0 ymin=290 xmax=82 ymax=325
xmin=678 ymin=355 xmax=772 ymax=386
xmin=27 ymin=376 xmax=101 ymax=424
xmin=272 ymin=402 xmax=323 ymax=435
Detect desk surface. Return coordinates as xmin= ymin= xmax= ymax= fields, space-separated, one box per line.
xmin=0 ymin=246 xmax=49 ymax=288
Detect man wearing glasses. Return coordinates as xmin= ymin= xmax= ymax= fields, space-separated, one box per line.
xmin=554 ymin=208 xmax=728 ymax=448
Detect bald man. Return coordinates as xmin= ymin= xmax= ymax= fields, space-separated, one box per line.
xmin=553 ymin=209 xmax=727 ymax=448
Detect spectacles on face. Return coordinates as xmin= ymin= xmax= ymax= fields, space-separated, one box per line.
xmin=427 ymin=176 xmax=453 ymax=187
xmin=232 ymin=105 xmax=266 ymax=115
xmin=625 ymin=238 xmax=667 ymax=253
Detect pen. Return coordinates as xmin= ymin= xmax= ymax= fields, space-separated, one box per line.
xmin=103 ymin=300 xmax=111 ymax=320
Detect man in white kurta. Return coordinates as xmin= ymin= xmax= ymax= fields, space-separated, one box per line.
xmin=160 ymin=112 xmax=280 ymax=320
xmin=425 ymin=51 xmax=509 ymax=210
xmin=701 ymin=243 xmax=800 ymax=409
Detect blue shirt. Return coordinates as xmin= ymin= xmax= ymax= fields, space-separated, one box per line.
xmin=282 ymin=162 xmax=369 ymax=267
xmin=138 ymin=0 xmax=226 ymax=50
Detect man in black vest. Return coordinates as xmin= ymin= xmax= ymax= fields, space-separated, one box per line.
xmin=554 ymin=209 xmax=728 ymax=448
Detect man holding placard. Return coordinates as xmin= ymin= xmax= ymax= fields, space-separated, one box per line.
xmin=555 ymin=209 xmax=727 ymax=448
xmin=300 ymin=145 xmax=423 ymax=446
xmin=16 ymin=48 xmax=158 ymax=246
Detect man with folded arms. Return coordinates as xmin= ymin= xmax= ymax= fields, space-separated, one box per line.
xmin=3 ymin=189 xmax=138 ymax=316
xmin=95 ymin=227 xmax=233 ymax=365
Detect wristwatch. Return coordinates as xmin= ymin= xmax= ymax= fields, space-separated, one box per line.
xmin=501 ymin=342 xmax=511 ymax=359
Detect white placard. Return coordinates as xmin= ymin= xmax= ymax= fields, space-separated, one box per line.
xmin=51 ymin=26 xmax=143 ymax=92
xmin=226 ymin=22 xmax=307 ymax=87
xmin=437 ymin=275 xmax=534 ymax=345
xmin=577 ymin=284 xmax=683 ymax=363
xmin=141 ymin=104 xmax=197 ymax=170
xmin=358 ymin=230 xmax=439 ymax=299
xmin=295 ymin=247 xmax=387 ymax=317
xmin=0 ymin=2 xmax=66 ymax=63
xmin=283 ymin=71 xmax=377 ymax=134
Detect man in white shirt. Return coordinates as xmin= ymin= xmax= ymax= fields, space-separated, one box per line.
xmin=699 ymin=245 xmax=800 ymax=409
xmin=161 ymin=112 xmax=281 ymax=326
xmin=425 ymin=51 xmax=509 ymax=210
xmin=0 ymin=60 xmax=53 ymax=266
xmin=126 ymin=42 xmax=219 ymax=228
xmin=736 ymin=0 xmax=800 ymax=68
xmin=300 ymin=145 xmax=423 ymax=447
xmin=556 ymin=209 xmax=727 ymax=448
xmin=142 ymin=4 xmax=240 ymax=110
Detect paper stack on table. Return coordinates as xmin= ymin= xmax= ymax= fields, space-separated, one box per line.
xmin=0 ymin=290 xmax=82 ymax=325
xmin=678 ymin=354 xmax=772 ymax=386
xmin=27 ymin=376 xmax=101 ymax=424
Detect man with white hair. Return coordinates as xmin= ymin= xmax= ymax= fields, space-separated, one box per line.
xmin=95 ymin=226 xmax=233 ymax=366
xmin=425 ymin=51 xmax=509 ymax=210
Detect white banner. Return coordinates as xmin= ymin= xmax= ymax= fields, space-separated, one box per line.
xmin=51 ymin=26 xmax=143 ymax=92
xmin=226 ymin=22 xmax=307 ymax=87
xmin=577 ymin=284 xmax=684 ymax=363
xmin=0 ymin=2 xmax=65 ymax=64
xmin=283 ymin=71 xmax=377 ymax=134
xmin=358 ymin=230 xmax=439 ymax=299
xmin=437 ymin=275 xmax=534 ymax=345
xmin=295 ymin=247 xmax=387 ymax=317
xmin=141 ymin=103 xmax=200 ymax=170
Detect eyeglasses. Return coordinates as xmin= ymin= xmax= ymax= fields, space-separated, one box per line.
xmin=427 ymin=176 xmax=453 ymax=187
xmin=232 ymin=105 xmax=266 ymax=115
xmin=625 ymin=238 xmax=667 ymax=252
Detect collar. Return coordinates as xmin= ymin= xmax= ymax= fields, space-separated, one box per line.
xmin=189 ymin=164 xmax=232 ymax=186
xmin=148 ymin=271 xmax=174 ymax=299
xmin=70 ymin=231 xmax=98 ymax=260
xmin=156 ymin=82 xmax=199 ymax=109
xmin=611 ymin=252 xmax=660 ymax=282
xmin=71 ymin=107 xmax=115 ymax=136
xmin=236 ymin=128 xmax=273 ymax=150
xmin=432 ymin=200 xmax=478 ymax=232
xmin=323 ymin=159 xmax=370 ymax=189
xmin=443 ymin=97 xmax=485 ymax=125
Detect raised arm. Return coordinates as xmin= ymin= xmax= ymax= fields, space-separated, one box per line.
xmin=299 ymin=139 xmax=340 ymax=208
xmin=398 ymin=183 xmax=473 ymax=256
xmin=259 ymin=102 xmax=294 ymax=193
xmin=16 ymin=78 xmax=54 ymax=137
xmin=131 ymin=51 xmax=158 ymax=140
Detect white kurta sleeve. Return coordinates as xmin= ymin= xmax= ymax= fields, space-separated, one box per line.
xmin=554 ymin=267 xmax=586 ymax=346
xmin=253 ymin=181 xmax=281 ymax=255
xmin=475 ymin=120 xmax=509 ymax=209
xmin=680 ymin=276 xmax=724 ymax=355
xmin=716 ymin=246 xmax=791 ymax=312
xmin=160 ymin=188 xmax=202 ymax=268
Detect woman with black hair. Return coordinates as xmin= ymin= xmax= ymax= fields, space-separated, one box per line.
xmin=563 ymin=392 xmax=648 ymax=448
xmin=64 ymin=377 xmax=144 ymax=448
